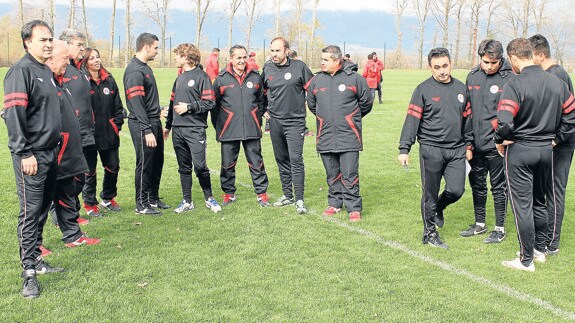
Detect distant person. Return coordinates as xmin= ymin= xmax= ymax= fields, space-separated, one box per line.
xmin=247 ymin=51 xmax=259 ymax=71
xmin=205 ymin=47 xmax=220 ymax=82
xmin=212 ymin=44 xmax=271 ymax=207
xmin=307 ymin=45 xmax=373 ymax=221
xmin=372 ymin=52 xmax=384 ymax=103
xmin=398 ymin=48 xmax=471 ymax=249
xmin=529 ymin=34 xmax=574 ymax=256
xmin=343 ymin=53 xmax=351 ymax=61
xmin=362 ymin=54 xmax=379 ymax=101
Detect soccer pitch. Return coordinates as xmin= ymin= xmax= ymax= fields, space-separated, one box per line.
xmin=1 ymin=67 xmax=575 ymax=321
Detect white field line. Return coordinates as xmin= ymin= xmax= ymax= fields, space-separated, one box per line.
xmin=122 ymin=131 xmax=575 ymax=321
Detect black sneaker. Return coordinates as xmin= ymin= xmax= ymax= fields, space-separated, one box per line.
xmin=150 ymin=199 xmax=170 ymax=209
xmin=435 ymin=209 xmax=444 ymax=228
xmin=135 ymin=206 xmax=162 ymax=215
xmin=21 ymin=269 xmax=40 ymax=298
xmin=546 ymin=247 xmax=560 ymax=256
xmin=425 ymin=233 xmax=449 ymax=250
xmin=484 ymin=230 xmax=506 ymax=243
xmin=35 ymin=259 xmax=65 ymax=275
xmin=460 ymin=224 xmax=487 ymax=237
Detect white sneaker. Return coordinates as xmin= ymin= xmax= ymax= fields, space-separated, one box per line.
xmin=502 ymin=258 xmax=535 ymax=272
xmin=295 ymin=200 xmax=307 ymax=214
xmin=273 ymin=195 xmax=294 ymax=207
xmin=174 ymin=200 xmax=194 ymax=214
xmin=515 ymin=249 xmax=546 ymax=263
xmin=205 ymin=197 xmax=222 ymax=213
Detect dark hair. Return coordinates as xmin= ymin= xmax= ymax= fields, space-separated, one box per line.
xmin=288 ymin=50 xmax=297 ymax=59
xmin=80 ymin=48 xmax=107 ymax=74
xmin=21 ymin=20 xmax=52 ymax=50
xmin=212 ymin=48 xmax=220 ymax=53
xmin=427 ymin=47 xmax=450 ymax=65
xmin=367 ymin=53 xmax=373 ymax=60
xmin=174 ymin=43 xmax=201 ymax=65
xmin=345 ymin=53 xmax=350 ymax=58
xmin=507 ymin=38 xmax=533 ymax=60
xmin=528 ymin=34 xmax=551 ymax=58
xmin=271 ymin=36 xmax=290 ymax=49
xmin=229 ymin=44 xmax=247 ymax=57
xmin=322 ymin=45 xmax=342 ymax=60
xmin=136 ymin=33 xmax=159 ymax=52
xmin=477 ymin=39 xmax=503 ymax=60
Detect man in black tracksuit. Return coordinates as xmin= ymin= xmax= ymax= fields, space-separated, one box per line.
xmin=261 ymin=37 xmax=314 ymax=214
xmin=306 ymin=45 xmax=373 ymax=222
xmin=529 ymin=34 xmax=574 ymax=255
xmin=4 ymin=20 xmax=63 ymax=298
xmin=212 ymin=45 xmax=270 ymax=207
xmin=498 ymin=38 xmax=575 ymax=272
xmin=124 ymin=33 xmax=168 ymax=215
xmin=163 ymin=43 xmax=221 ymax=214
xmin=461 ymin=39 xmax=514 ymax=243
xmin=398 ymin=48 xmax=472 ymax=249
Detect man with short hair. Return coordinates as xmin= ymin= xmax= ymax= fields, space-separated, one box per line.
xmin=261 ymin=36 xmax=314 ymax=214
xmin=205 ymin=48 xmax=220 ymax=82
xmin=372 ymin=52 xmax=384 ymax=104
xmin=247 ymin=51 xmax=259 ymax=71
xmin=498 ymin=38 xmax=575 ymax=272
xmin=529 ymin=34 xmax=574 ymax=256
xmin=4 ymin=19 xmax=63 ymax=298
xmin=398 ymin=48 xmax=472 ymax=249
xmin=460 ymin=39 xmax=514 ymax=243
xmin=306 ymin=45 xmax=373 ymax=222
xmin=163 ymin=43 xmax=222 ymax=214
xmin=124 ymin=32 xmax=168 ymax=215
xmin=212 ymin=45 xmax=270 ymax=207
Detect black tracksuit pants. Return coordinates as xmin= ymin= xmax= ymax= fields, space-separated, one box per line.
xmin=12 ymin=148 xmax=58 ymax=270
xmin=468 ymin=149 xmax=507 ymax=227
xmin=320 ymin=151 xmax=362 ymax=212
xmin=269 ymin=117 xmax=306 ymax=201
xmin=82 ymin=147 xmax=120 ymax=205
xmin=220 ymin=139 xmax=268 ymax=195
xmin=173 ymin=127 xmax=213 ymax=201
xmin=505 ymin=142 xmax=552 ymax=266
xmin=419 ymin=144 xmax=466 ymax=238
xmin=52 ymin=175 xmax=84 ymax=243
xmin=546 ymin=146 xmax=574 ymax=251
xmin=129 ymin=118 xmax=164 ymax=209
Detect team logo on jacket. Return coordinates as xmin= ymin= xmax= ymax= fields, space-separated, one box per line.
xmin=457 ymin=94 xmax=464 ymax=103
xmin=284 ymin=72 xmax=292 ymax=80
xmin=188 ymin=79 xmax=195 ymax=87
xmin=490 ymin=85 xmax=499 ymax=94
xmin=246 ymin=81 xmax=254 ymax=88
xmin=338 ymin=84 xmax=346 ymax=92
xmin=103 ymin=87 xmax=110 ymax=95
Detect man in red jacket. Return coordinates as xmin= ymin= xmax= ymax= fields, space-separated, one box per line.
xmin=204 ymin=48 xmax=220 ymax=82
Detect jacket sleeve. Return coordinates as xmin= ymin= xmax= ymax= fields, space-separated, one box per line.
xmin=256 ymin=76 xmax=266 ymax=118
xmin=111 ymin=78 xmax=124 ymax=130
xmin=260 ymin=66 xmax=269 ymax=112
xmin=193 ymin=73 xmax=216 ymax=114
xmin=3 ymin=65 xmax=33 ymax=157
xmin=462 ymin=98 xmax=473 ymax=149
xmin=165 ymin=80 xmax=176 ymax=130
xmin=398 ymin=85 xmax=424 ymax=154
xmin=124 ymin=70 xmax=152 ymax=134
xmin=356 ymin=75 xmax=373 ymax=117
xmin=494 ymin=83 xmax=519 ymax=144
xmin=554 ymin=89 xmax=575 ymax=145
xmin=210 ymin=77 xmax=221 ymax=130
xmin=302 ymin=64 xmax=314 ymax=87
xmin=306 ymin=76 xmax=317 ymax=116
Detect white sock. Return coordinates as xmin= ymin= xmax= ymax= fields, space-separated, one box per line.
xmin=475 ymin=222 xmax=485 ymax=227
xmin=495 ymin=226 xmax=505 ymax=233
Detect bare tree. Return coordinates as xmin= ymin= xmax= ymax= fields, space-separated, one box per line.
xmin=125 ymin=0 xmax=131 ymax=66
xmin=293 ymin=0 xmax=304 ymax=52
xmin=432 ymin=0 xmax=456 ymax=48
xmin=143 ymin=0 xmax=171 ymax=67
xmin=544 ymin=10 xmax=574 ymax=65
xmin=49 ymin=0 xmax=55 ymax=31
xmin=275 ymin=0 xmax=280 ymax=36
xmin=81 ymin=0 xmax=89 ymax=46
xmin=531 ymin=0 xmax=548 ymax=33
xmin=309 ymin=0 xmax=320 ymax=67
xmin=414 ymin=0 xmax=432 ymax=69
xmin=226 ymin=0 xmax=242 ymax=50
xmin=19 ymin=0 xmax=24 ymax=27
xmin=68 ymin=0 xmax=76 ymax=28
xmin=453 ymin=0 xmax=466 ymax=68
xmin=502 ymin=2 xmax=521 ymax=38
xmin=192 ymin=0 xmax=212 ymax=49
xmin=521 ymin=0 xmax=533 ymax=37
xmin=394 ymin=0 xmax=409 ymax=68
xmin=244 ymin=0 xmax=263 ymax=50
xmin=109 ymin=0 xmax=117 ymax=65
xmin=484 ymin=0 xmax=499 ymax=38
xmin=468 ymin=0 xmax=485 ymax=66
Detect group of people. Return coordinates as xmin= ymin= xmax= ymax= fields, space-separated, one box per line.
xmin=4 ymin=21 xmax=373 ymax=298
xmin=399 ymin=35 xmax=574 ymax=272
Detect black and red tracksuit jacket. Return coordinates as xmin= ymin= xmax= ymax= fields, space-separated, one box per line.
xmin=54 ymin=74 xmax=88 ymax=180
xmin=88 ymin=68 xmax=124 ymax=150
xmin=211 ymin=64 xmax=265 ymax=142
xmin=495 ymin=65 xmax=575 ymax=145
xmin=546 ymin=64 xmax=575 ymax=148
xmin=306 ymin=62 xmax=373 ymax=153
xmin=261 ymin=57 xmax=314 ymax=119
xmin=63 ymin=60 xmax=95 ymax=147
xmin=123 ymin=57 xmax=161 ymax=133
xmin=3 ymin=53 xmax=61 ymax=157
xmin=166 ymin=67 xmax=215 ymax=130
xmin=399 ymin=76 xmax=472 ymax=154
xmin=465 ymin=58 xmax=515 ymax=152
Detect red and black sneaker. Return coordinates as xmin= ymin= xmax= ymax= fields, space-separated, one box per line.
xmin=257 ymin=193 xmax=271 ymax=207
xmin=65 ymin=233 xmax=101 ymax=248
xmin=84 ymin=204 xmax=101 ymax=217
xmin=322 ymin=206 xmax=342 ymax=216
xmin=39 ymin=245 xmax=52 ymax=257
xmin=349 ymin=211 xmax=362 ymax=222
xmin=100 ymin=199 xmax=121 ymax=212
xmin=77 ymin=217 xmax=90 ymax=225
xmin=222 ymin=193 xmax=236 ymax=206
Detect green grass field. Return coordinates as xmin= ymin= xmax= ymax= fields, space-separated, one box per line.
xmin=1 ymin=67 xmax=575 ymax=321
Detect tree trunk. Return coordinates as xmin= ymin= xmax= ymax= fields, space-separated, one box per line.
xmin=81 ymin=0 xmax=89 ymax=46
xmin=415 ymin=0 xmax=431 ymax=69
xmin=454 ymin=0 xmax=465 ymax=68
xmin=275 ymin=0 xmax=280 ymax=36
xmin=68 ymin=0 xmax=76 ymax=28
xmin=19 ymin=0 xmax=24 ymax=28
xmin=125 ymin=0 xmax=131 ymax=66
xmin=49 ymin=0 xmax=56 ymax=31
xmin=109 ymin=0 xmax=116 ymax=65
xmin=310 ymin=0 xmax=319 ymax=68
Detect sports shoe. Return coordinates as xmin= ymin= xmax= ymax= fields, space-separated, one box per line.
xmin=546 ymin=247 xmax=560 ymax=256
xmin=21 ymin=270 xmax=40 ymax=298
xmin=100 ymin=199 xmax=121 ymax=212
xmin=65 ymin=233 xmax=101 ymax=248
xmin=39 ymin=245 xmax=52 ymax=257
xmin=174 ymin=200 xmax=194 ymax=214
xmin=460 ymin=224 xmax=487 ymax=237
xmin=222 ymin=193 xmax=236 ymax=206
xmin=322 ymin=206 xmax=342 ymax=216
xmin=257 ymin=193 xmax=271 ymax=207
xmin=435 ymin=208 xmax=444 ymax=228
xmin=84 ymin=204 xmax=101 ymax=217
xmin=349 ymin=211 xmax=362 ymax=222
xmin=273 ymin=195 xmax=294 ymax=207
xmin=205 ymin=197 xmax=222 ymax=213
xmin=77 ymin=217 xmax=90 ymax=225
xmin=502 ymin=258 xmax=535 ymax=272
xmin=484 ymin=230 xmax=506 ymax=243
xmin=304 ymin=130 xmax=315 ymax=137
xmin=425 ymin=233 xmax=449 ymax=250
xmin=150 ymin=199 xmax=170 ymax=209
xmin=295 ymin=200 xmax=307 ymax=214
xmin=135 ymin=206 xmax=162 ymax=216
xmin=35 ymin=259 xmax=65 ymax=275
xmin=515 ymin=249 xmax=546 ymax=263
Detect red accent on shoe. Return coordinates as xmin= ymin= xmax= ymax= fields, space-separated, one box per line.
xmin=349 ymin=211 xmax=362 ymax=222
xmin=109 ymin=199 xmax=120 ymax=208
xmin=77 ymin=217 xmax=90 ymax=225
xmin=65 ymin=235 xmax=101 ymax=248
xmin=39 ymin=245 xmax=52 ymax=257
xmin=223 ymin=193 xmax=236 ymax=204
xmin=322 ymin=206 xmax=342 ymax=216
xmin=257 ymin=193 xmax=269 ymax=203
